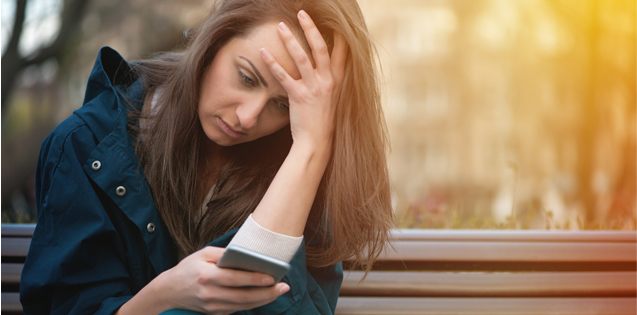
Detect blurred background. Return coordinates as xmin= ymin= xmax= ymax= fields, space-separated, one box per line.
xmin=2 ymin=0 xmax=635 ymax=230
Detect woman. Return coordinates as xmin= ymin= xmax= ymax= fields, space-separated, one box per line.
xmin=20 ymin=0 xmax=393 ymax=314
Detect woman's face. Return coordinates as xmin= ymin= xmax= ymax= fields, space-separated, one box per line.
xmin=198 ymin=22 xmax=303 ymax=146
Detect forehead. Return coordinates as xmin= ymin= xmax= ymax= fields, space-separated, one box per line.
xmin=225 ymin=22 xmax=303 ymax=81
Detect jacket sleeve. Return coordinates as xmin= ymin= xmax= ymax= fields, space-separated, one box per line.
xmin=207 ymin=231 xmax=344 ymax=315
xmin=20 ymin=122 xmax=139 ymax=315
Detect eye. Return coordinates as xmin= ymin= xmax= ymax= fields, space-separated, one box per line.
xmin=238 ymin=70 xmax=255 ymax=86
xmin=274 ymin=100 xmax=289 ymax=111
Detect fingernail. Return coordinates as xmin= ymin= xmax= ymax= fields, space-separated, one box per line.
xmin=263 ymin=277 xmax=274 ymax=285
xmin=279 ymin=284 xmax=290 ymax=294
xmin=260 ymin=48 xmax=271 ymax=60
xmin=278 ymin=22 xmax=288 ymax=31
xmin=298 ymin=10 xmax=308 ymax=19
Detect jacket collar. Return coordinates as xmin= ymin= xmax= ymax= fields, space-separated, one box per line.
xmin=76 ymin=46 xmax=143 ymax=145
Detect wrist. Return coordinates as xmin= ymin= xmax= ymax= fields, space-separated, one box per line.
xmin=151 ymin=269 xmax=180 ymax=311
xmin=117 ymin=269 xmax=175 ymax=315
xmin=288 ymin=143 xmax=331 ymax=174
xmin=290 ymin=138 xmax=332 ymax=163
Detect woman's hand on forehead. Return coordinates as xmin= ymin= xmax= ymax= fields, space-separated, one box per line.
xmin=260 ymin=10 xmax=348 ymax=150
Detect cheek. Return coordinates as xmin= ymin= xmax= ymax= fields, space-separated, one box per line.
xmin=256 ymin=116 xmax=290 ymax=139
xmin=199 ymin=84 xmax=234 ymax=115
xmin=198 ymin=59 xmax=236 ymax=113
xmin=198 ymin=74 xmax=217 ymax=114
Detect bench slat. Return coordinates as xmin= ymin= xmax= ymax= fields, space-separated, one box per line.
xmin=6 ymin=238 xmax=633 ymax=262
xmin=335 ymin=297 xmax=637 ymax=315
xmin=2 ymin=263 xmax=23 ymax=285
xmin=1 ymin=224 xmax=36 ymax=237
xmin=393 ymin=230 xmax=637 ymax=242
xmin=341 ymin=271 xmax=637 ymax=297
xmin=382 ymin=241 xmax=636 ymax=262
xmin=4 ymin=225 xmax=635 ymax=242
xmin=1 ymin=238 xmax=31 ymax=257
xmin=1 ymin=293 xmax=22 ymax=312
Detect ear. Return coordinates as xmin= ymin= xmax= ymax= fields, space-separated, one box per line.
xmin=330 ymin=31 xmax=348 ymax=87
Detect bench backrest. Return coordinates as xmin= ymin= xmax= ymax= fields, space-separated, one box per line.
xmin=3 ymin=224 xmax=636 ymax=314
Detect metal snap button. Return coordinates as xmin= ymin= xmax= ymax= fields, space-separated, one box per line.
xmin=147 ymin=223 xmax=156 ymax=233
xmin=91 ymin=160 xmax=101 ymax=171
xmin=115 ymin=186 xmax=127 ymax=197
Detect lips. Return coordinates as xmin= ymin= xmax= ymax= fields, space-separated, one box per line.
xmin=217 ymin=117 xmax=246 ymax=138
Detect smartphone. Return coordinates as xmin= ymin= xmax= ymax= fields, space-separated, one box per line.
xmin=217 ymin=245 xmax=291 ymax=284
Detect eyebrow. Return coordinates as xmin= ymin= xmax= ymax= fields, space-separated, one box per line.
xmin=239 ymin=56 xmax=269 ymax=88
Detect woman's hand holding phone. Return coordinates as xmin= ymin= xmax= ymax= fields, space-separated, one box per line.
xmin=161 ymin=246 xmax=289 ymax=315
xmin=116 ymin=246 xmax=289 ymax=315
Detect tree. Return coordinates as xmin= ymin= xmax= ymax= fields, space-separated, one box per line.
xmin=1 ymin=0 xmax=92 ymax=113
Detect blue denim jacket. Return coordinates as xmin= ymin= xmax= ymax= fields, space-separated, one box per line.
xmin=20 ymin=47 xmax=342 ymax=315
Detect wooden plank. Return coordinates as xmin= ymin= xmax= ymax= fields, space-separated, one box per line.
xmin=3 ymin=225 xmax=636 ymax=243
xmin=393 ymin=230 xmax=637 ymax=243
xmin=4 ymin=236 xmax=635 ymax=263
xmin=1 ymin=224 xmax=35 ymax=237
xmin=1 ymin=293 xmax=22 ymax=312
xmin=341 ymin=271 xmax=637 ymax=297
xmin=379 ymin=241 xmax=636 ymax=262
xmin=2 ymin=263 xmax=23 ymax=285
xmin=1 ymin=238 xmax=31 ymax=257
xmin=335 ymin=297 xmax=637 ymax=315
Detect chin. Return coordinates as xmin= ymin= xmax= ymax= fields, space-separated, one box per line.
xmin=217 ymin=140 xmax=241 ymax=147
xmin=201 ymin=129 xmax=228 ymax=147
xmin=208 ymin=136 xmax=236 ymax=147
xmin=207 ymin=133 xmax=248 ymax=147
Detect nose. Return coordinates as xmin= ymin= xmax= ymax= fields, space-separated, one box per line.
xmin=235 ymin=95 xmax=268 ymax=130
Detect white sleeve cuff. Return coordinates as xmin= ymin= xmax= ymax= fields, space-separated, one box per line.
xmin=228 ymin=214 xmax=303 ymax=262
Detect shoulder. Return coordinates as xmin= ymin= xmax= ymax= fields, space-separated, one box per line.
xmin=39 ymin=46 xmax=143 ymax=174
xmin=38 ymin=115 xmax=96 ymax=180
xmin=38 ymin=95 xmax=122 ymax=178
xmin=35 ymin=112 xmax=108 ymax=221
xmin=37 ymin=47 xmax=143 ymax=206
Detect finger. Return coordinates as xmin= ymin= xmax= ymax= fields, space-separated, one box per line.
xmin=260 ymin=47 xmax=297 ymax=92
xmin=204 ymin=300 xmax=273 ymax=314
xmin=277 ymin=22 xmax=317 ymax=82
xmin=210 ymin=267 xmax=276 ymax=287
xmin=330 ymin=31 xmax=348 ymax=86
xmin=297 ymin=10 xmax=331 ymax=75
xmin=206 ymin=285 xmax=285 ymax=313
xmin=219 ymin=283 xmax=289 ymax=304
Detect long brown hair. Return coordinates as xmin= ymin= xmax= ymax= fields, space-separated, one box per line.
xmin=133 ymin=0 xmax=393 ymax=272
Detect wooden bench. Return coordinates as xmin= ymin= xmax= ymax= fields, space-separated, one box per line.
xmin=3 ymin=224 xmax=636 ymax=314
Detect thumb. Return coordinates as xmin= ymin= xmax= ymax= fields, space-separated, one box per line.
xmin=196 ymin=246 xmax=226 ymax=263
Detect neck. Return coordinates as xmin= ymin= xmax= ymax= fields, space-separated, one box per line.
xmin=198 ymin=139 xmax=226 ymax=200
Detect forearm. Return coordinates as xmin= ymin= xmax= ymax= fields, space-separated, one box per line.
xmin=251 ymin=141 xmax=331 ymax=237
